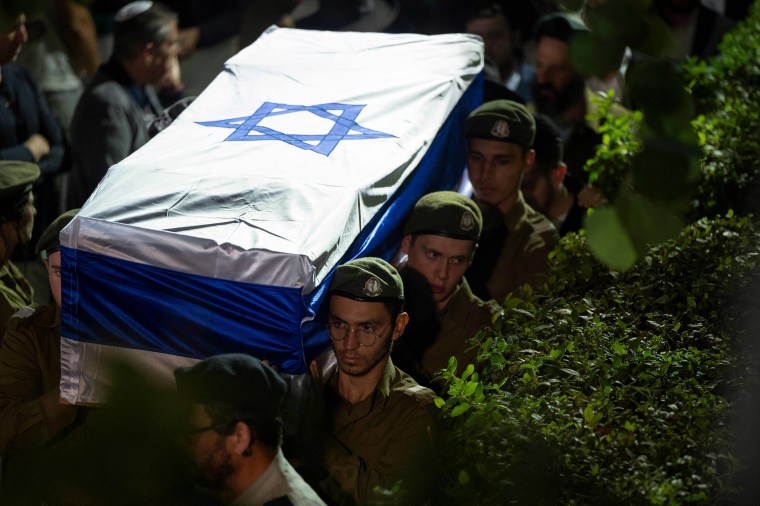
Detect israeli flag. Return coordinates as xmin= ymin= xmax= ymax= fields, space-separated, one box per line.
xmin=59 ymin=27 xmax=483 ymax=404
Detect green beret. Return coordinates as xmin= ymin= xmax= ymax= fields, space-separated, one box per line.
xmin=174 ymin=353 xmax=286 ymax=420
xmin=534 ymin=12 xmax=588 ymax=43
xmin=465 ymin=100 xmax=536 ymax=149
xmin=0 ymin=161 xmax=40 ymax=222
xmin=403 ymin=191 xmax=482 ymax=241
xmin=36 ymin=209 xmax=79 ymax=259
xmin=329 ymin=257 xmax=404 ymax=302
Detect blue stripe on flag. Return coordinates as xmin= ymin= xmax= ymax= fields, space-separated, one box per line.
xmin=300 ymin=73 xmax=484 ymax=361
xmin=61 ymin=247 xmax=308 ymax=373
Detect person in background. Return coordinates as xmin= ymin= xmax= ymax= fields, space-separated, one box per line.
xmin=68 ymin=1 xmax=179 ymax=207
xmin=392 ymin=191 xmax=499 ymax=391
xmin=0 ymin=162 xmax=40 ymax=334
xmin=521 ymin=113 xmax=607 ymax=236
xmin=0 ymin=208 xmax=83 ymax=505
xmin=175 ymin=353 xmax=326 ymax=505
xmin=464 ymin=100 xmax=558 ymax=303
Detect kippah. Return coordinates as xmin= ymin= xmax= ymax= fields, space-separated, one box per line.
xmin=115 ymin=1 xmax=153 ymax=22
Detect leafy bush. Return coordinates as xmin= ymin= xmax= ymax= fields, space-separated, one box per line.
xmin=433 ymin=214 xmax=759 ymax=504
xmin=681 ymin=6 xmax=760 ymax=220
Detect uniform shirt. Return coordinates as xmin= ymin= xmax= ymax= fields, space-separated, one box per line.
xmin=467 ymin=192 xmax=558 ymax=303
xmin=393 ymin=277 xmax=499 ymax=392
xmin=231 ymin=448 xmax=326 ymax=506
xmin=420 ymin=278 xmax=499 ymax=379
xmin=0 ymin=261 xmax=34 ymax=338
xmin=0 ymin=303 xmax=77 ymax=457
xmin=322 ymin=358 xmax=435 ymax=505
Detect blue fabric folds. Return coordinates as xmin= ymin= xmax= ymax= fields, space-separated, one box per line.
xmin=300 ymin=73 xmax=484 ymax=361
xmin=61 ymin=247 xmax=308 ymax=373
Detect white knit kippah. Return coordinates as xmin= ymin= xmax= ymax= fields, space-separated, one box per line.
xmin=114 ymin=1 xmax=153 ymax=22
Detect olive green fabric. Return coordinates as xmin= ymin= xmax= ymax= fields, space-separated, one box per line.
xmin=468 ymin=193 xmax=559 ymax=303
xmin=0 ymin=161 xmax=40 ymax=201
xmin=0 ymin=303 xmax=77 ymax=457
xmin=329 ymin=257 xmax=404 ymax=302
xmin=419 ymin=279 xmax=499 ymax=380
xmin=402 ymin=191 xmax=483 ymax=241
xmin=35 ymin=209 xmax=79 ymax=258
xmin=321 ymin=358 xmax=435 ymax=505
xmin=465 ymin=99 xmax=536 ymax=149
xmin=0 ymin=261 xmax=34 ymax=337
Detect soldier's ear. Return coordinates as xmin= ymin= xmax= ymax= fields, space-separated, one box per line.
xmin=400 ymin=235 xmax=412 ymax=255
xmin=523 ymin=149 xmax=536 ymax=172
xmin=551 ymin=162 xmax=568 ymax=188
xmin=391 ymin=312 xmax=409 ymax=342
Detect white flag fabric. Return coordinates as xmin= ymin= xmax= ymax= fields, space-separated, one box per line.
xmin=59 ymin=26 xmax=483 ymax=404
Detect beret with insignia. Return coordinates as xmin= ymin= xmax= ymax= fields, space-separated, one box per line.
xmin=329 ymin=257 xmax=404 ymax=302
xmin=465 ymin=100 xmax=536 ymax=149
xmin=36 ymin=209 xmax=79 ymax=259
xmin=403 ymin=191 xmax=482 ymax=242
xmin=0 ymin=161 xmax=40 ymax=223
xmin=174 ymin=353 xmax=286 ymax=419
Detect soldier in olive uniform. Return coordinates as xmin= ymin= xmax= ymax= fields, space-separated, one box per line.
xmin=315 ymin=257 xmax=436 ymax=505
xmin=464 ymin=99 xmax=559 ymax=302
xmin=0 ymin=161 xmax=40 ymax=336
xmin=0 ymin=209 xmax=79 ymax=473
xmin=392 ymin=191 xmax=500 ymax=391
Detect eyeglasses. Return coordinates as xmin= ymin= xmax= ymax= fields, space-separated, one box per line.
xmin=181 ymin=422 xmax=226 ymax=444
xmin=327 ymin=320 xmax=390 ymax=348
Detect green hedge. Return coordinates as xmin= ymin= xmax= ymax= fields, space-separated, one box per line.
xmin=403 ymin=4 xmax=760 ymax=505
xmin=431 ymin=214 xmax=757 ymax=504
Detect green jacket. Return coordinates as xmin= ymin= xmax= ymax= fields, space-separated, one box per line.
xmin=321 ymin=358 xmax=436 ymax=505
xmin=419 ymin=278 xmax=500 ymax=380
xmin=467 ymin=192 xmax=559 ymax=303
xmin=0 ymin=261 xmax=34 ymax=338
xmin=0 ymin=303 xmax=77 ymax=457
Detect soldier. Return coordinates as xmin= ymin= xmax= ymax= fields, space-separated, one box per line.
xmin=315 ymin=257 xmax=436 ymax=505
xmin=464 ymin=99 xmax=559 ymax=302
xmin=0 ymin=209 xmax=80 ymax=498
xmin=175 ymin=353 xmax=326 ymax=505
xmin=392 ymin=191 xmax=500 ymax=391
xmin=0 ymin=161 xmax=40 ymax=335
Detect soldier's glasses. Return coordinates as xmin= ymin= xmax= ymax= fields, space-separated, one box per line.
xmin=327 ymin=320 xmax=390 ymax=348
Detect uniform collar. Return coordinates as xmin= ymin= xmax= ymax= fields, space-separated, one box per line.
xmin=503 ymin=191 xmax=530 ymax=234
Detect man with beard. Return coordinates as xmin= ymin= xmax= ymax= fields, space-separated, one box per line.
xmin=391 ymin=191 xmax=499 ymax=391
xmin=175 ymin=353 xmax=325 ymax=505
xmin=464 ymin=100 xmax=558 ymax=303
xmin=315 ymin=257 xmax=436 ymax=505
xmin=521 ymin=113 xmax=593 ymax=236
xmin=531 ymin=12 xmax=601 ymax=180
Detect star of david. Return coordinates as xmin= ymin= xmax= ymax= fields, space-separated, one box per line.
xmin=197 ymin=102 xmax=396 ymax=156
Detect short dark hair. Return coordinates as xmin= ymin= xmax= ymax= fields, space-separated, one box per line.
xmin=112 ymin=2 xmax=177 ymax=59
xmin=466 ymin=2 xmax=510 ymax=27
xmin=203 ymin=404 xmax=283 ymax=450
